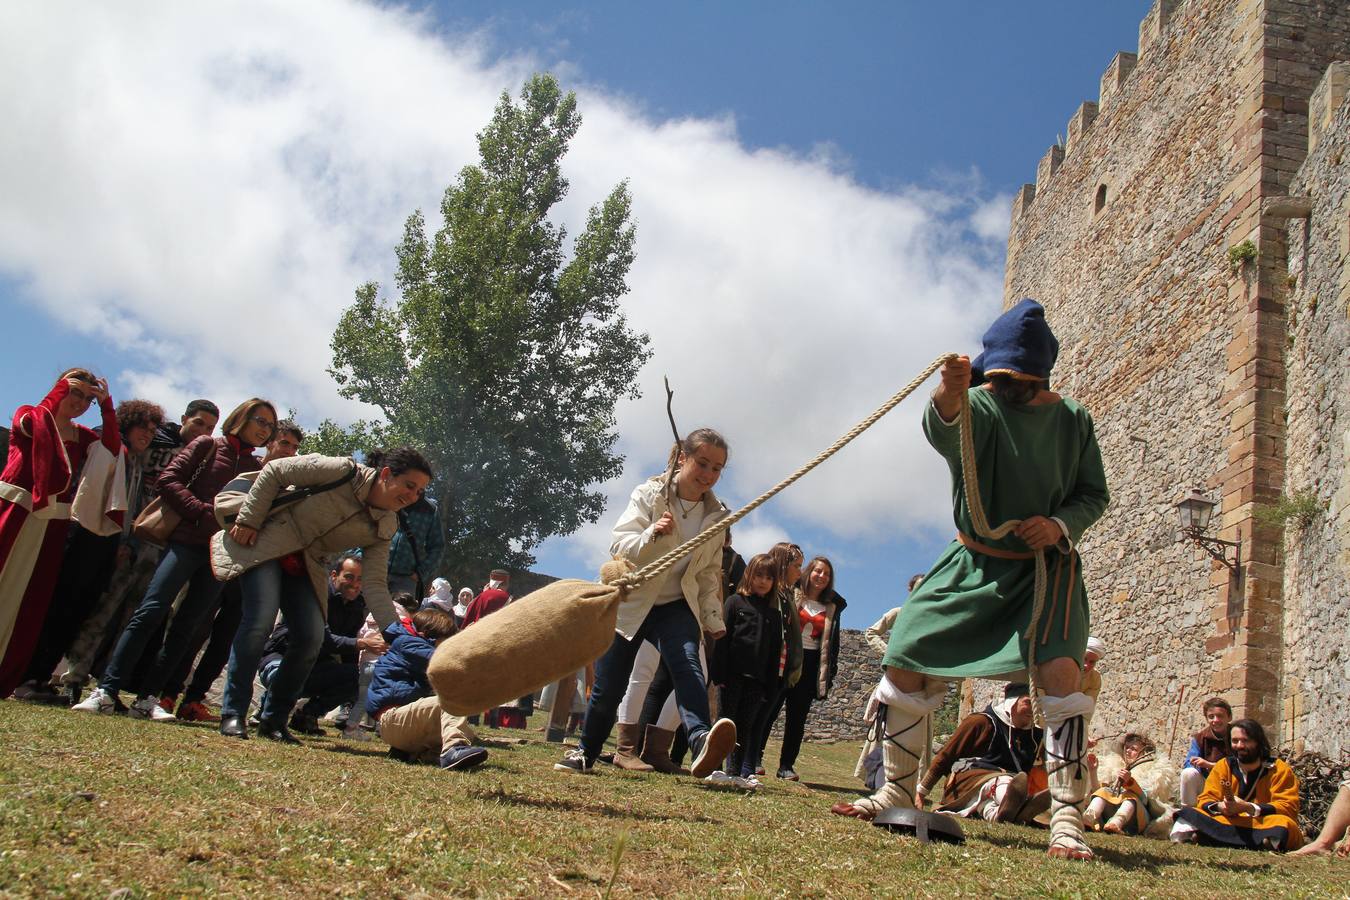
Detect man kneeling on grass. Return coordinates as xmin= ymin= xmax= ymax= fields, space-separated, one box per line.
xmin=367 ymin=607 xmax=488 ymax=771
xmin=909 ymin=682 xmax=1048 ymax=826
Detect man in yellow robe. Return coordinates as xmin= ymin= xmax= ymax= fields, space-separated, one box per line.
xmin=1170 ymin=718 xmax=1303 ymax=852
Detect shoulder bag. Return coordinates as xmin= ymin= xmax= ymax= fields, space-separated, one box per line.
xmin=132 ymin=439 xmax=218 ymax=547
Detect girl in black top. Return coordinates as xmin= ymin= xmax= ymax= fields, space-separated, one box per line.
xmin=714 ymin=553 xmax=782 ymax=782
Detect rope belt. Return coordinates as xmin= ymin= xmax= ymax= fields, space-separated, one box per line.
xmin=957 ymin=389 xmax=1055 ymax=728
xmin=956 ymin=531 xmax=1034 ymax=560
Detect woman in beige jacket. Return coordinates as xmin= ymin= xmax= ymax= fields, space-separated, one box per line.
xmin=212 ymin=447 xmax=432 ymax=742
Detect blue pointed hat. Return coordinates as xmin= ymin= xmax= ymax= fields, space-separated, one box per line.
xmin=970 ymin=298 xmax=1059 ymax=387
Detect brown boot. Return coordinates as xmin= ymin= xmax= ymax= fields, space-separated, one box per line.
xmin=639 ymin=725 xmax=688 ymax=775
xmin=613 ymin=723 xmax=655 ymax=771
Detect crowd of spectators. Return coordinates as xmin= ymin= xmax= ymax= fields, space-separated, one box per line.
xmin=3 ymin=372 xmax=1346 ymax=857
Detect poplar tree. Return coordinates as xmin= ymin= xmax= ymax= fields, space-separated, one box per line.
xmin=327 ymin=73 xmax=650 ymax=581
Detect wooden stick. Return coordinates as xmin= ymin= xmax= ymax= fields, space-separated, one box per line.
xmin=1168 ymin=684 xmax=1187 ymax=762
xmin=661 ymin=376 xmax=680 ymax=502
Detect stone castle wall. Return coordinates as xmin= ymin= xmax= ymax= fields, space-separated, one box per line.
xmin=769 ymin=628 xmax=877 ymax=743
xmin=1279 ymin=63 xmax=1350 ymax=755
xmin=972 ymin=0 xmax=1350 ymax=757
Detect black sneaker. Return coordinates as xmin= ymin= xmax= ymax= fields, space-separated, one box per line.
xmin=27 ymin=685 xmax=70 ymax=706
xmin=776 ymin=768 xmax=800 ymax=781
xmin=439 ymin=745 xmax=489 ymax=771
xmin=258 ymin=720 xmax=301 ymax=745
xmin=553 ymin=748 xmax=594 ymax=773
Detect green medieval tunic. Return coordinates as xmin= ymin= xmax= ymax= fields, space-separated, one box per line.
xmin=884 ymin=387 xmax=1109 ymax=680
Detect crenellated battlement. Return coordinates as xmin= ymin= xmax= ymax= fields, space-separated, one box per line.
xmin=1010 ymin=0 xmax=1178 ymax=226
xmin=1138 ymin=0 xmax=1179 ymax=58
xmin=1308 ymin=60 xmax=1350 ymax=153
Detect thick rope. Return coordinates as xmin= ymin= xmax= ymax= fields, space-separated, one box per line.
xmin=612 ymin=352 xmax=1053 ymax=729
xmin=956 ymin=388 xmax=1049 ymax=728
xmin=612 ymin=353 xmax=955 ymax=591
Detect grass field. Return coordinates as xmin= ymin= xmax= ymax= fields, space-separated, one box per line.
xmin=2 ymin=702 xmax=1345 ymax=898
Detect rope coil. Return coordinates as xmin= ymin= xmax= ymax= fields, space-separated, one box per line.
xmin=957 ymin=387 xmax=1049 ymax=727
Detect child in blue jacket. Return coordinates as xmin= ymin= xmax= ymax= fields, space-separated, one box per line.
xmin=367 ymin=607 xmax=487 ymax=771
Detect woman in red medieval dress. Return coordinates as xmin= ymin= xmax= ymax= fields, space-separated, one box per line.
xmin=0 ymin=369 xmax=119 ymax=696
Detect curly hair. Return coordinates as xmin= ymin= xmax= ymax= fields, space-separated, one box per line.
xmin=115 ymin=399 xmax=165 ymax=435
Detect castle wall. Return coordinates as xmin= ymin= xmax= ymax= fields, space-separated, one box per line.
xmin=979 ymin=0 xmax=1350 ymax=753
xmin=769 ymin=628 xmax=875 ymax=743
xmin=1279 ymin=63 xmax=1350 ymax=759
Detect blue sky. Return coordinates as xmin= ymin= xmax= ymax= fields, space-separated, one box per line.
xmin=0 ymin=1 xmax=1152 ymax=629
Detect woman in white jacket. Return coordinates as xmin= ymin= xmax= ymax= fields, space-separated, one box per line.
xmin=554 ymin=428 xmax=737 ymax=777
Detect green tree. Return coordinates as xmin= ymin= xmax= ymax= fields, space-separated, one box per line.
xmin=328 ymin=73 xmax=650 ymax=583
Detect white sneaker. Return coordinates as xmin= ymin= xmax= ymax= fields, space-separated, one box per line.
xmin=128 ymin=696 xmax=176 ymax=721
xmin=71 ymin=688 xmax=117 ymax=715
xmin=733 ymin=775 xmax=762 ymax=790
xmin=703 ymin=770 xmax=740 ymax=789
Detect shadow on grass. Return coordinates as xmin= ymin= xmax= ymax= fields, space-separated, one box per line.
xmin=467 ymin=786 xmax=718 ymax=824
xmin=978 ymin=828 xmax=1278 ymax=874
xmin=313 ymin=742 xmax=396 ymax=760
xmin=801 ymin=779 xmax=864 ymax=794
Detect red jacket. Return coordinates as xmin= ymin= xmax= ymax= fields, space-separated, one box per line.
xmin=461 ymin=587 xmax=510 ymax=627
xmin=158 ymin=435 xmax=260 ymax=546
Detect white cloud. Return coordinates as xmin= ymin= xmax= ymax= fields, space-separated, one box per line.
xmin=970 ymin=192 xmax=1014 ymax=244
xmin=0 ymin=0 xmax=1007 ymax=568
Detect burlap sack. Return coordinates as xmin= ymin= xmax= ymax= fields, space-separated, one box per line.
xmin=427 ymin=560 xmax=634 ymax=715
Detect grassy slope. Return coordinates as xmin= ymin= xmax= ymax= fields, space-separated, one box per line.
xmin=1 ymin=704 xmax=1344 ymax=898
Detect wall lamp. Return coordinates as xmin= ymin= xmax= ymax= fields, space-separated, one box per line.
xmin=1174 ymin=488 xmax=1242 ymax=577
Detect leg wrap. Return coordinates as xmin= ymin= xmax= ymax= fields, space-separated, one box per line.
xmin=1042 ymin=693 xmax=1094 ymax=856
xmin=851 ymin=680 xmax=943 ymax=816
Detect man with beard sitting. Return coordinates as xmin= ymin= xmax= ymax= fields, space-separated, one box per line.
xmin=1170 ymin=718 xmax=1303 ymax=852
xmin=913 ymin=683 xmax=1049 ymax=824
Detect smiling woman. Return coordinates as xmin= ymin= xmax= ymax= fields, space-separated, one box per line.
xmin=208 ymin=445 xmax=434 ymax=744
xmin=555 ymin=428 xmax=739 ymax=779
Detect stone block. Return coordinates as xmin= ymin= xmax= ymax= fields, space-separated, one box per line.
xmin=1066 ymin=101 xmax=1098 ymax=154
xmin=1036 ymin=146 xmax=1064 ymax=193
xmin=1100 ymin=51 xmax=1138 ymax=108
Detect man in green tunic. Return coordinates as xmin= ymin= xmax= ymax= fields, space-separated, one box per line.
xmin=831 ymin=299 xmax=1109 ymax=861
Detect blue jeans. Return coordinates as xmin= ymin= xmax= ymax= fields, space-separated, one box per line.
xmin=100 ymin=541 xmax=223 ymax=698
xmin=220 ymin=561 xmax=324 ymax=723
xmin=580 ymin=601 xmax=711 ymax=762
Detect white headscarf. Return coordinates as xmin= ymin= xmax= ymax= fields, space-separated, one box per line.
xmin=453 ymin=587 xmax=474 ymax=618
xmin=1086 ymin=635 xmax=1107 ymax=660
